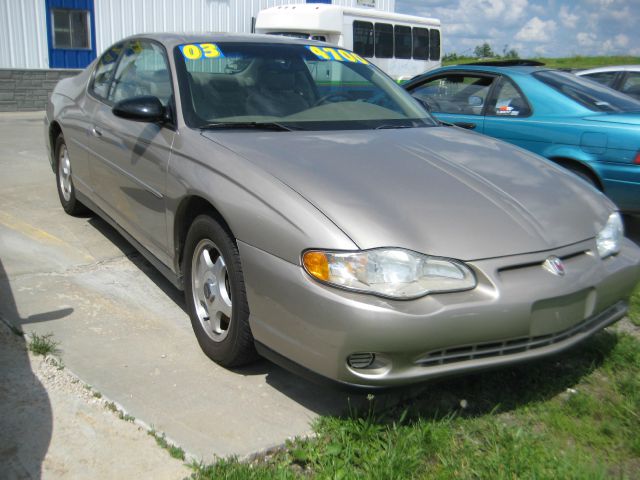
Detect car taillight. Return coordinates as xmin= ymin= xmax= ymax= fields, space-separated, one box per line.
xmin=635 ymin=151 xmax=640 ymax=165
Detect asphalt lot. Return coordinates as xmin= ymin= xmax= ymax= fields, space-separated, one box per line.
xmin=0 ymin=111 xmax=639 ymax=467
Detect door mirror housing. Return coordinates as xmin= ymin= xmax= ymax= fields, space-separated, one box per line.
xmin=413 ymin=96 xmax=432 ymax=112
xmin=112 ymin=96 xmax=166 ymax=122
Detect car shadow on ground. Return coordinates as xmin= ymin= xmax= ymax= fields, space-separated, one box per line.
xmin=0 ymin=259 xmax=56 ymax=479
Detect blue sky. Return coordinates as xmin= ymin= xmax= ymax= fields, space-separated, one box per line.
xmin=395 ymin=0 xmax=639 ymax=58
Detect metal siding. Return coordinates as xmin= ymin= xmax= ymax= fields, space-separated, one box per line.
xmin=0 ymin=0 xmax=48 ymax=68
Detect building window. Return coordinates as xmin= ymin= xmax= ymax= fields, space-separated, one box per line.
xmin=52 ymin=9 xmax=90 ymax=49
xmin=374 ymin=23 xmax=393 ymax=58
xmin=394 ymin=25 xmax=412 ymax=59
xmin=353 ymin=21 xmax=374 ymax=57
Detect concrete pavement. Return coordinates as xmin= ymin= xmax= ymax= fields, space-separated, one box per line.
xmin=0 ymin=112 xmax=367 ymax=468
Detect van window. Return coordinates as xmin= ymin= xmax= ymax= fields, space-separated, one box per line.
xmin=353 ymin=21 xmax=374 ymax=57
xmin=412 ymin=27 xmax=429 ymax=60
xmin=375 ymin=23 xmax=393 ymax=58
xmin=429 ymin=29 xmax=440 ymax=60
xmin=394 ymin=25 xmax=412 ymax=59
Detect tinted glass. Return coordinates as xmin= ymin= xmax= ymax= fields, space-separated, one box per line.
xmin=410 ymin=74 xmax=495 ymax=115
xmin=621 ymin=72 xmax=640 ymax=100
xmin=353 ymin=21 xmax=374 ymax=57
xmin=583 ymin=71 xmax=617 ymax=87
xmin=394 ymin=25 xmax=412 ymax=59
xmin=534 ymin=70 xmax=640 ymax=112
xmin=109 ymin=41 xmax=172 ymax=106
xmin=429 ymin=30 xmax=440 ymax=60
xmin=175 ymin=42 xmax=436 ymax=130
xmin=91 ymin=43 xmax=123 ymax=100
xmin=412 ymin=28 xmax=429 ymax=60
xmin=374 ymin=23 xmax=393 ymax=58
xmin=488 ymin=77 xmax=531 ymax=117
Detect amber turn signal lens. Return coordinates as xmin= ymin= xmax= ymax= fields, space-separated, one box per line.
xmin=303 ymin=251 xmax=330 ymax=281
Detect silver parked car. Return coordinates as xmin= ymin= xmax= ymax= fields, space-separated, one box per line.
xmin=577 ymin=65 xmax=640 ymax=100
xmin=45 ymin=34 xmax=640 ymax=388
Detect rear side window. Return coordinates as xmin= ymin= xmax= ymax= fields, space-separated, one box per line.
xmin=412 ymin=28 xmax=429 ymax=60
xmin=374 ymin=23 xmax=393 ymax=58
xmin=429 ymin=30 xmax=440 ymax=60
xmin=488 ymin=77 xmax=531 ymax=117
xmin=90 ymin=43 xmax=123 ymax=100
xmin=353 ymin=21 xmax=374 ymax=57
xmin=582 ymin=71 xmax=617 ymax=87
xmin=394 ymin=25 xmax=412 ymax=59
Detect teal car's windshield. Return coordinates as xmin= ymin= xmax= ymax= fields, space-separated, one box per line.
xmin=533 ymin=70 xmax=640 ymax=113
xmin=174 ymin=42 xmax=436 ymax=130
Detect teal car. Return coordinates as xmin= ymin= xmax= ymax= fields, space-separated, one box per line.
xmin=403 ymin=61 xmax=640 ymax=213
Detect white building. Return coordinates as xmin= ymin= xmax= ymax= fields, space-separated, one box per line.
xmin=0 ymin=0 xmax=394 ymax=110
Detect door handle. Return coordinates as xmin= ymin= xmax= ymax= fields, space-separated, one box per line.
xmin=91 ymin=126 xmax=103 ymax=137
xmin=453 ymin=122 xmax=476 ymax=130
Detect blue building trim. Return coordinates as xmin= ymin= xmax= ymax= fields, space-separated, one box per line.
xmin=45 ymin=0 xmax=97 ymax=68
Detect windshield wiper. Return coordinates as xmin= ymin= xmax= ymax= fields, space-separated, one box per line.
xmin=375 ymin=124 xmax=415 ymax=130
xmin=199 ymin=121 xmax=297 ymax=131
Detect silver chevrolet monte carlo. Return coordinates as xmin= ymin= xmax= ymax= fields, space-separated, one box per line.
xmin=45 ymin=34 xmax=640 ymax=388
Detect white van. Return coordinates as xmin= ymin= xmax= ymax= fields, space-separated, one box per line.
xmin=255 ymin=4 xmax=441 ymax=81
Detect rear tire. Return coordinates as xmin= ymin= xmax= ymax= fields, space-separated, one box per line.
xmin=565 ymin=165 xmax=600 ymax=190
xmin=183 ymin=215 xmax=257 ymax=367
xmin=55 ymin=134 xmax=88 ymax=216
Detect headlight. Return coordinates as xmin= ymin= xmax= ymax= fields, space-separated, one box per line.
xmin=302 ymin=248 xmax=476 ymax=300
xmin=596 ymin=212 xmax=624 ymax=259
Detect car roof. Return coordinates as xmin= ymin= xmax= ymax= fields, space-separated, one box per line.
xmin=577 ymin=65 xmax=640 ymax=75
xmin=117 ymin=32 xmax=326 ymax=50
xmin=422 ymin=64 xmax=551 ymax=76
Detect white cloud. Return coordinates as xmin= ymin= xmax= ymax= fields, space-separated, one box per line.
xmin=515 ymin=17 xmax=557 ymax=42
xmin=576 ymin=32 xmax=597 ymax=47
xmin=559 ymin=6 xmax=579 ymax=28
xmin=614 ymin=33 xmax=629 ymax=48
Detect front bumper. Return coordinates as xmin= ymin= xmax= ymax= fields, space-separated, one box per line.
xmin=239 ymin=238 xmax=640 ymax=388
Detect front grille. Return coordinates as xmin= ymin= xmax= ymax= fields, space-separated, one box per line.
xmin=416 ymin=302 xmax=625 ymax=367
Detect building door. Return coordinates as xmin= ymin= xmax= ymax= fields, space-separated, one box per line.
xmin=45 ymin=0 xmax=97 ymax=68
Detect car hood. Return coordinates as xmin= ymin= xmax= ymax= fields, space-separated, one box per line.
xmin=202 ymin=126 xmax=612 ymax=260
xmin=583 ymin=113 xmax=640 ymax=126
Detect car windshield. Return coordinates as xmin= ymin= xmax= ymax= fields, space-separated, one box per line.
xmin=174 ymin=42 xmax=436 ymax=130
xmin=533 ymin=70 xmax=640 ymax=113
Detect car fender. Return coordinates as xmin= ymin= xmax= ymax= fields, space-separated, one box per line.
xmin=165 ymin=128 xmax=358 ymax=272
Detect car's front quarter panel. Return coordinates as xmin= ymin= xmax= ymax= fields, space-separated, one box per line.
xmin=165 ymin=128 xmax=359 ymax=274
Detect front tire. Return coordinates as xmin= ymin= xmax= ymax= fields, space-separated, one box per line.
xmin=55 ymin=134 xmax=88 ymax=215
xmin=183 ymin=215 xmax=257 ymax=367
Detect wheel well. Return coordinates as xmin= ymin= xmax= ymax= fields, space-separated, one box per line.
xmin=174 ymin=196 xmax=233 ymax=275
xmin=49 ymin=121 xmax=62 ymax=161
xmin=550 ymin=157 xmax=604 ymax=191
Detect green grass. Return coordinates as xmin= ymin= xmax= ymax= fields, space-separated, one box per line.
xmin=192 ymin=312 xmax=640 ymax=478
xmin=27 ymin=333 xmax=59 ymax=356
xmin=150 ymin=430 xmax=186 ymax=461
xmin=443 ymin=55 xmax=640 ymax=70
xmin=630 ymin=284 xmax=640 ymax=327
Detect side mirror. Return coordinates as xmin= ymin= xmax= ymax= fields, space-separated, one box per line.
xmin=112 ymin=96 xmax=166 ymax=122
xmin=468 ymin=95 xmax=483 ymax=107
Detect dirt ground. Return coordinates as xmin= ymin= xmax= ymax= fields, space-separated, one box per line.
xmin=0 ymin=320 xmax=191 ymax=480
